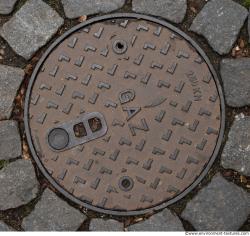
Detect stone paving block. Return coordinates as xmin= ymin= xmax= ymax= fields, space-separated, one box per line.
xmin=128 ymin=208 xmax=184 ymax=231
xmin=0 ymin=159 xmax=39 ymax=210
xmin=0 ymin=120 xmax=21 ymax=161
xmin=0 ymin=221 xmax=13 ymax=231
xmin=221 ymin=114 xmax=250 ymax=176
xmin=0 ymin=0 xmax=64 ymax=60
xmin=132 ymin=0 xmax=187 ymax=23
xmin=61 ymin=0 xmax=126 ymax=19
xmin=220 ymin=58 xmax=250 ymax=107
xmin=22 ymin=188 xmax=86 ymax=231
xmin=89 ymin=219 xmax=124 ymax=231
xmin=181 ymin=174 xmax=250 ymax=231
xmin=0 ymin=64 xmax=24 ymax=120
xmin=0 ymin=0 xmax=18 ymax=15
xmin=190 ymin=0 xmax=248 ymax=55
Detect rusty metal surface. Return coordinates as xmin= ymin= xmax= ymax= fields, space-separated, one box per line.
xmin=24 ymin=14 xmax=225 ymax=215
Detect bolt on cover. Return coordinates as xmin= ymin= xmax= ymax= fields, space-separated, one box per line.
xmin=24 ymin=14 xmax=225 ymax=216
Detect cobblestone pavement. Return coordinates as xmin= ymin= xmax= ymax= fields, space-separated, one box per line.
xmin=0 ymin=0 xmax=249 ymax=232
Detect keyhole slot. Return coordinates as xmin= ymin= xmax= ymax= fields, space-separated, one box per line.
xmin=73 ymin=122 xmax=87 ymax=137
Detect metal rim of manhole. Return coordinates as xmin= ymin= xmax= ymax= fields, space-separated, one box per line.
xmin=24 ymin=13 xmax=225 ymax=216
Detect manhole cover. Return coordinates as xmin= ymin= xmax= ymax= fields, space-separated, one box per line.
xmin=24 ymin=13 xmax=225 ymax=215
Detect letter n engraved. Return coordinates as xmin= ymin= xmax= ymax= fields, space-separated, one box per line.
xmin=129 ymin=119 xmax=149 ymax=136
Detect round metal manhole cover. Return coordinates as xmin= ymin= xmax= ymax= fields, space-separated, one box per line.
xmin=24 ymin=13 xmax=225 ymax=215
